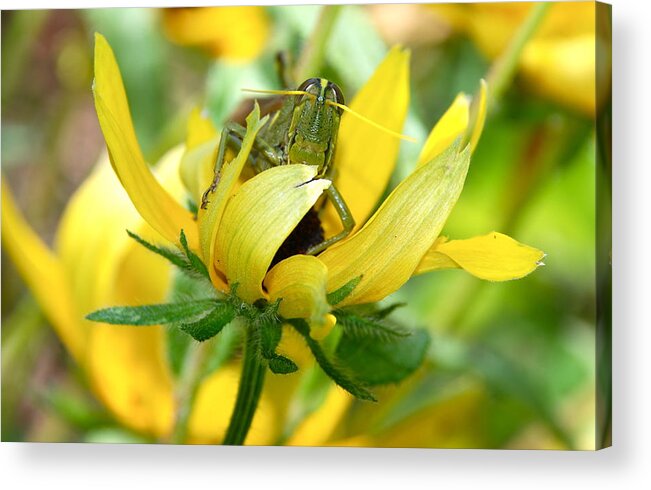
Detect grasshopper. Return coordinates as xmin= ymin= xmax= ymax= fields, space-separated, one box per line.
xmin=201 ymin=68 xmax=413 ymax=262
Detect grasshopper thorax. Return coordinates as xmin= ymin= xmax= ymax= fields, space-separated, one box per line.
xmin=287 ymin=78 xmax=345 ymax=176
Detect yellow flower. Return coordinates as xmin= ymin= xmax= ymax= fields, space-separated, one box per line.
xmin=430 ymin=1 xmax=603 ymax=115
xmin=161 ymin=7 xmax=270 ymax=61
xmin=93 ymin=32 xmax=543 ymax=337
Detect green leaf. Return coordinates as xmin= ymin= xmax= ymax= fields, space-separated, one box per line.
xmin=327 ymin=275 xmax=362 ymax=306
xmin=180 ymin=229 xmax=210 ymax=279
xmin=127 ymin=229 xmax=186 ymax=270
xmin=86 ymin=300 xmax=217 ymax=326
xmin=289 ymin=319 xmax=376 ymax=402
xmin=259 ymin=318 xmax=282 ymax=360
xmin=336 ymin=328 xmax=430 ymax=386
xmin=268 ymin=355 xmax=298 ymax=374
xmin=179 ymin=302 xmax=236 ymax=342
xmin=334 ymin=310 xmax=409 ymax=343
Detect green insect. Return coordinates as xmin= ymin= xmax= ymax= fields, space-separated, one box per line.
xmin=201 ymin=68 xmax=412 ymax=261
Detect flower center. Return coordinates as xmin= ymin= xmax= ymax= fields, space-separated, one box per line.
xmin=270 ymin=207 xmax=324 ymax=268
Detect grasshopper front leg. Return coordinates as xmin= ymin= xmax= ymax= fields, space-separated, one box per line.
xmin=305 ymin=184 xmax=355 ymax=255
xmin=201 ymin=122 xmax=284 ymax=209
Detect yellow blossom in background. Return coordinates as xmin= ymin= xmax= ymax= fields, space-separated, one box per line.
xmin=1 ymin=155 xmax=277 ymax=444
xmin=162 ymin=7 xmax=269 ymax=61
xmin=430 ymin=1 xmax=602 ymax=115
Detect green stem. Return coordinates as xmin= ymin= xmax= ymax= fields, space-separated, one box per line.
xmin=485 ymin=3 xmax=551 ymax=108
xmin=169 ymin=339 xmax=213 ymax=444
xmin=222 ymin=321 xmax=266 ymax=445
xmin=296 ymin=5 xmax=344 ymax=80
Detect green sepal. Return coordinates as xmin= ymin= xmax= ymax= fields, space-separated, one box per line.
xmin=179 ymin=229 xmax=210 ymax=279
xmin=336 ymin=328 xmax=430 ymax=386
xmin=86 ymin=300 xmax=217 ymax=326
xmin=126 ymin=230 xmax=186 ymax=270
xmin=288 ymin=319 xmax=376 ymax=402
xmin=326 ymin=275 xmax=362 ymax=306
xmin=268 ymin=355 xmax=298 ymax=374
xmin=179 ymin=302 xmax=237 ymax=342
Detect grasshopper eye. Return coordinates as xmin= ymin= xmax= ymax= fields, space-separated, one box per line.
xmin=297 ymin=78 xmax=321 ymax=97
xmin=326 ymin=81 xmax=345 ymax=106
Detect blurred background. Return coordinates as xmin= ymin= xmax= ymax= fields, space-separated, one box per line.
xmin=1 ymin=3 xmax=609 ymax=448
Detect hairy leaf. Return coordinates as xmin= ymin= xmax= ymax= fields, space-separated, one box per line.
xmin=179 ymin=302 xmax=237 ymax=341
xmin=289 ymin=319 xmax=376 ymax=402
xmin=86 ymin=300 xmax=218 ymax=325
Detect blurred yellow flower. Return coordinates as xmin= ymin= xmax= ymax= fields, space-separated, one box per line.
xmin=162 ymin=7 xmax=269 ymax=61
xmin=431 ymin=1 xmax=602 ymax=115
xmin=1 ymin=155 xmax=277 ymax=444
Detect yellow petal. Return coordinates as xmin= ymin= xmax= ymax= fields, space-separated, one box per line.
xmin=415 ymin=231 xmax=545 ymax=281
xmin=287 ymin=386 xmax=353 ymax=446
xmin=179 ymin=136 xmax=220 ymax=204
xmin=180 ymin=108 xmax=219 ymax=204
xmin=469 ymin=79 xmax=488 ymax=153
xmin=92 ymin=33 xmax=198 ymax=249
xmin=186 ymin=106 xmax=218 ymax=150
xmin=216 ymin=164 xmax=331 ymax=304
xmin=319 ymin=142 xmax=471 ymax=306
xmin=1 ymin=179 xmax=83 ymax=361
xmin=264 ymin=255 xmax=330 ymax=327
xmin=198 ymin=105 xmax=268 ymax=289
xmin=187 ymin=364 xmax=276 ymax=445
xmin=417 ymin=93 xmax=469 ymax=167
xmin=162 ymin=7 xmax=269 ymax=61
xmin=322 ymin=46 xmax=411 ymax=235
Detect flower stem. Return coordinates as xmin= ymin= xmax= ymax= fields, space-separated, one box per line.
xmin=222 ymin=321 xmax=266 ymax=445
xmin=296 ymin=5 xmax=344 ymax=80
xmin=485 ymin=3 xmax=551 ymax=108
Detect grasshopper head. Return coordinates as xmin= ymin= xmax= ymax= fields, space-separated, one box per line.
xmin=296 ymin=78 xmax=345 ymax=111
xmin=287 ymin=78 xmax=345 ymax=172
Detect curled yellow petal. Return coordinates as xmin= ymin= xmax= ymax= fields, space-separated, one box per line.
xmin=216 ymin=165 xmax=331 ymax=304
xmin=198 ymin=105 xmax=268 ymax=289
xmin=264 ymin=255 xmax=330 ymax=327
xmin=162 ymin=7 xmax=270 ymax=61
xmin=92 ymin=33 xmax=198 ymax=249
xmin=417 ymin=93 xmax=469 ymax=167
xmin=319 ymin=142 xmax=471 ymax=307
xmin=322 ymin=46 xmax=411 ymax=235
xmin=1 ymin=178 xmax=83 ymax=361
xmin=415 ymin=232 xmax=545 ymax=281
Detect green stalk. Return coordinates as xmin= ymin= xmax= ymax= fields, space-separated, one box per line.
xmin=222 ymin=321 xmax=266 ymax=445
xmin=296 ymin=5 xmax=344 ymax=80
xmin=485 ymin=3 xmax=551 ymax=108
